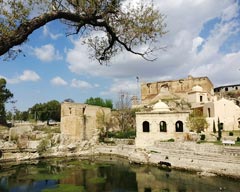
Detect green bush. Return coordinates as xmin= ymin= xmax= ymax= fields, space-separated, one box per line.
xmin=37 ymin=139 xmax=49 ymax=154
xmin=200 ymin=134 xmax=205 ymax=141
xmin=108 ymin=130 xmax=136 ymax=139
xmin=229 ymin=132 xmax=234 ymax=136
xmin=167 ymin=138 xmax=175 ymax=142
xmin=236 ymin=137 xmax=240 ymax=142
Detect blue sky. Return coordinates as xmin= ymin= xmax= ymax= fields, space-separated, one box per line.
xmin=1 ymin=0 xmax=240 ymax=111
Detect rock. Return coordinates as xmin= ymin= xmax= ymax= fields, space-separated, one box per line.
xmin=197 ymin=171 xmax=216 ymax=177
xmin=67 ymin=143 xmax=77 ymax=151
xmin=28 ymin=140 xmax=40 ymax=150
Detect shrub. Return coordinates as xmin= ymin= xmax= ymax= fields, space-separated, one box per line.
xmin=236 ymin=137 xmax=240 ymax=142
xmin=167 ymin=138 xmax=175 ymax=142
xmin=200 ymin=134 xmax=205 ymax=141
xmin=108 ymin=130 xmax=136 ymax=139
xmin=37 ymin=139 xmax=50 ymax=154
xmin=229 ymin=132 xmax=234 ymax=136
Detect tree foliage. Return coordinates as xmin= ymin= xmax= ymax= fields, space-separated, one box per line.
xmin=85 ymin=97 xmax=113 ymax=109
xmin=29 ymin=100 xmax=61 ymax=122
xmin=0 ymin=78 xmax=13 ymax=125
xmin=0 ymin=0 xmax=167 ymax=63
xmin=186 ymin=110 xmax=208 ymax=133
xmin=114 ymin=91 xmax=137 ymax=131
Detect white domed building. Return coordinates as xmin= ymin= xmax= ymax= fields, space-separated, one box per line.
xmin=135 ymin=100 xmax=190 ymax=148
xmin=187 ymin=85 xmax=213 ymax=108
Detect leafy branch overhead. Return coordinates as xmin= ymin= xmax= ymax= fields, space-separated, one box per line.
xmin=0 ymin=0 xmax=167 ymax=63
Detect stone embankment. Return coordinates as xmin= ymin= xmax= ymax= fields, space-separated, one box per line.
xmin=86 ymin=142 xmax=240 ymax=179
xmin=1 ymin=140 xmax=240 ymax=179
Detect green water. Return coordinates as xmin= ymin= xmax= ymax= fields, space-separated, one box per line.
xmin=0 ymin=156 xmax=239 ymax=192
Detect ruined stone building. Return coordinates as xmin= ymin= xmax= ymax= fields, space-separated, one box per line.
xmin=61 ymin=102 xmax=111 ymax=141
xmin=214 ymin=84 xmax=240 ymax=93
xmin=135 ymin=76 xmax=240 ymax=147
xmin=140 ymin=75 xmax=214 ymax=105
xmin=214 ymin=84 xmax=240 ymax=106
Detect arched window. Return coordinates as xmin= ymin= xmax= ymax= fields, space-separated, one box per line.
xmin=142 ymin=121 xmax=150 ymax=132
xmin=175 ymin=121 xmax=183 ymax=132
xmin=160 ymin=121 xmax=167 ymax=132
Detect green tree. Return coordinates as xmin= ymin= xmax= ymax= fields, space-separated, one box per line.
xmin=186 ymin=110 xmax=208 ymax=133
xmin=29 ymin=100 xmax=61 ymax=122
xmin=0 ymin=78 xmax=13 ymax=125
xmin=217 ymin=117 xmax=222 ymax=141
xmin=0 ymin=0 xmax=166 ymax=63
xmin=213 ymin=120 xmax=216 ymax=133
xmin=85 ymin=97 xmax=113 ymax=109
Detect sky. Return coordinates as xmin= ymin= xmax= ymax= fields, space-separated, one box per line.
xmin=1 ymin=0 xmax=240 ymax=111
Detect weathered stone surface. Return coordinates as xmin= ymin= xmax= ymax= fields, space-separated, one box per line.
xmin=9 ymin=125 xmax=33 ymax=140
xmin=28 ymin=140 xmax=40 ymax=150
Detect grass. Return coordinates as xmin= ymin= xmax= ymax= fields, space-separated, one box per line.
xmin=33 ymin=125 xmax=60 ymax=134
xmin=89 ymin=177 xmax=106 ymax=184
xmin=42 ymin=184 xmax=85 ymax=192
xmin=0 ymin=125 xmax=8 ymax=131
xmin=67 ymin=160 xmax=97 ymax=170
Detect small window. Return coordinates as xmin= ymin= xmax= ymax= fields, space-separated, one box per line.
xmin=143 ymin=121 xmax=150 ymax=132
xmin=160 ymin=121 xmax=167 ymax=132
xmin=176 ymin=121 xmax=183 ymax=132
xmin=235 ymin=87 xmax=238 ymax=90
xmin=200 ymin=96 xmax=203 ymax=102
xmin=225 ymin=87 xmax=228 ymax=91
xmin=208 ymin=108 xmax=211 ymax=117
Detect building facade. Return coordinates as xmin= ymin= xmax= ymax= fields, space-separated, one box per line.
xmin=140 ymin=76 xmax=214 ymax=105
xmin=135 ymin=100 xmax=190 ymax=147
xmin=214 ymin=84 xmax=240 ymax=93
xmin=61 ymin=102 xmax=111 ymax=141
xmin=203 ymin=98 xmax=240 ymax=131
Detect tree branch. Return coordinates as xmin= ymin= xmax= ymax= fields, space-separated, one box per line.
xmin=0 ymin=11 xmax=101 ymax=56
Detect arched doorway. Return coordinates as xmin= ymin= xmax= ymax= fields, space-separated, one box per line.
xmin=143 ymin=121 xmax=150 ymax=132
xmin=160 ymin=121 xmax=167 ymax=132
xmin=175 ymin=121 xmax=183 ymax=132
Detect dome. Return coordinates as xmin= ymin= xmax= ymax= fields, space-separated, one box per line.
xmin=192 ymin=85 xmax=203 ymax=92
xmin=152 ymin=100 xmax=170 ymax=112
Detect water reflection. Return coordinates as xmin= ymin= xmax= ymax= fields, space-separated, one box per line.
xmin=0 ymin=156 xmax=239 ymax=192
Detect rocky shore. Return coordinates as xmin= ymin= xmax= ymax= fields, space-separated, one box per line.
xmin=1 ymin=140 xmax=240 ymax=180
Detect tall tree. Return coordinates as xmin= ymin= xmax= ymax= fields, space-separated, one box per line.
xmin=114 ymin=91 xmax=136 ymax=131
xmin=0 ymin=78 xmax=13 ymax=125
xmin=186 ymin=110 xmax=208 ymax=133
xmin=29 ymin=100 xmax=61 ymax=122
xmin=0 ymin=0 xmax=166 ymax=63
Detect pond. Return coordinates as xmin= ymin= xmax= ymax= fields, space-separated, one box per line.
xmin=0 ymin=156 xmax=239 ymax=192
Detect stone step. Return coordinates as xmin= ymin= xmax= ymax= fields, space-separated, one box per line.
xmin=148 ymin=147 xmax=240 ymax=164
xmin=152 ymin=151 xmax=240 ymax=164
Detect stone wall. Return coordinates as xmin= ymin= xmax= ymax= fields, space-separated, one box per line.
xmin=93 ymin=142 xmax=240 ymax=179
xmin=60 ymin=102 xmax=111 ymax=141
xmin=141 ymin=76 xmax=213 ymax=104
xmin=135 ymin=111 xmax=189 ymax=147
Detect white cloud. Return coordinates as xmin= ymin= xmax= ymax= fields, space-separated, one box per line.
xmin=51 ymin=76 xmax=68 ymax=86
xmin=2 ymin=70 xmax=40 ymax=84
xmin=221 ymin=2 xmax=239 ymax=21
xmin=33 ymin=44 xmax=63 ymax=62
xmin=191 ymin=37 xmax=204 ymax=53
xmin=100 ymin=79 xmax=139 ymax=97
xmin=65 ymin=0 xmax=240 ymax=88
xmin=71 ymin=79 xmax=93 ymax=89
xmin=19 ymin=70 xmax=40 ymax=82
xmin=43 ymin=25 xmax=63 ymax=40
